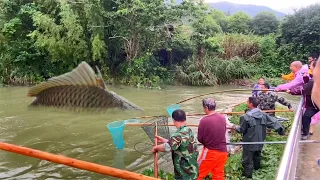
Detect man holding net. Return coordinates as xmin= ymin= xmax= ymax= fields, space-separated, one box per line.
xmin=152 ymin=109 xmax=199 ymax=180
xmin=197 ymin=98 xmax=228 ymax=180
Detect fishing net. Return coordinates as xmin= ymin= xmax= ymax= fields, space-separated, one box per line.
xmin=133 ymin=116 xmax=173 ymax=173
xmin=27 ymin=61 xmax=143 ymax=111
xmin=133 ymin=116 xmax=171 ymax=155
xmin=107 ymin=119 xmax=141 ymax=150
xmin=141 ymin=116 xmax=170 ymax=142
xmin=166 ymin=104 xmax=180 ymax=116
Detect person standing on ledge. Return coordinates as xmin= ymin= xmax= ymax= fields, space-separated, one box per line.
xmin=152 ymin=109 xmax=199 ymax=180
xmin=233 ymin=96 xmax=285 ymax=179
xmin=197 ymin=98 xmax=228 ymax=180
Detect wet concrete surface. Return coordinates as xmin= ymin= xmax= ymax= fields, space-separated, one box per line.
xmin=296 ymin=123 xmax=320 ymax=180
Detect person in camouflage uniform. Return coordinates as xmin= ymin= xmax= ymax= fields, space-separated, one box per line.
xmin=257 ymin=83 xmax=294 ymax=117
xmin=152 ymin=109 xmax=198 ymax=180
xmin=233 ymin=96 xmax=285 ymax=178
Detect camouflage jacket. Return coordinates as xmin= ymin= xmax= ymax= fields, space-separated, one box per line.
xmin=166 ymin=125 xmax=199 ymax=180
xmin=257 ymin=92 xmax=292 ymax=116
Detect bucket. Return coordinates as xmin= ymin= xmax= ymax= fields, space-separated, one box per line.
xmin=107 ymin=121 xmax=125 ymax=150
xmin=166 ymin=104 xmax=181 ymax=117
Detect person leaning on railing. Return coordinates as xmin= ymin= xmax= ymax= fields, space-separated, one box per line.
xmin=275 ymin=61 xmax=309 ymax=92
xmin=287 ymin=60 xmax=319 ymax=140
xmin=281 ymin=53 xmax=317 ymax=81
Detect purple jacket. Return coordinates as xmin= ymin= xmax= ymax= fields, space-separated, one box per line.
xmin=289 ymin=76 xmax=316 ymax=109
xmin=277 ymin=65 xmax=309 ymax=91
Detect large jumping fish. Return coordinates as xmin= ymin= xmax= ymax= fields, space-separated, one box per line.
xmin=27 ymin=62 xmax=143 ymax=111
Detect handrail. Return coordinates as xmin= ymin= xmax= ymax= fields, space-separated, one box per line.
xmin=276 ymin=97 xmax=304 ymax=180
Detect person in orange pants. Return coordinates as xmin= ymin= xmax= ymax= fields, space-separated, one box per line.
xmin=197 ymin=98 xmax=228 ymax=180
xmin=198 ymin=147 xmax=228 ymax=180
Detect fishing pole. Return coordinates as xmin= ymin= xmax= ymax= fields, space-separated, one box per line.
xmin=0 ymin=142 xmax=157 ymax=180
xmin=125 ymin=123 xmax=233 ymax=129
xmin=153 ymin=124 xmax=158 ymax=178
xmin=176 ymin=89 xmax=276 ymax=104
xmin=133 ymin=109 xmax=293 ymax=119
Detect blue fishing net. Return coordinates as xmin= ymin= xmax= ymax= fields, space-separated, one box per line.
xmin=166 ymin=104 xmax=180 ymax=116
xmin=107 ymin=119 xmax=141 ymax=149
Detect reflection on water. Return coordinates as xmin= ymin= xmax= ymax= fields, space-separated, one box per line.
xmin=0 ymin=85 xmax=299 ymax=179
xmin=113 ymin=150 xmax=125 ymax=170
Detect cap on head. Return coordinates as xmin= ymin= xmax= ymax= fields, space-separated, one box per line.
xmin=172 ymin=109 xmax=186 ymax=122
xmin=202 ymin=98 xmax=216 ymax=111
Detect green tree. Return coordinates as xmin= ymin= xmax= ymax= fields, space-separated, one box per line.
xmin=29 ymin=0 xmax=88 ymax=67
xmin=279 ymin=4 xmax=320 ymax=59
xmin=228 ymin=12 xmax=251 ymax=34
xmin=251 ymin=12 xmax=279 ymax=35
xmin=191 ymin=15 xmax=222 ymax=65
xmin=209 ymin=9 xmax=228 ymax=32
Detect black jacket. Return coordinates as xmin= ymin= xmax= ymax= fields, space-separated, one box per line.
xmin=236 ymin=108 xmax=285 ymax=151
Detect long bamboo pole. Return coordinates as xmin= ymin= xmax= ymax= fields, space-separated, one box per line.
xmin=176 ymin=89 xmax=276 ymax=104
xmin=126 ymin=123 xmax=232 ymax=128
xmin=154 ymin=124 xmax=158 ymax=178
xmin=186 ymin=110 xmax=292 ymax=116
xmin=0 ymin=142 xmax=158 ymax=180
xmin=133 ymin=109 xmax=293 ymax=119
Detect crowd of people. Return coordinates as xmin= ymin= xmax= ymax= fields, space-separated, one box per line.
xmin=152 ymin=53 xmax=320 ymax=180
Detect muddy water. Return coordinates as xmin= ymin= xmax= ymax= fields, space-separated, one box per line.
xmin=0 ymin=85 xmax=298 ymax=179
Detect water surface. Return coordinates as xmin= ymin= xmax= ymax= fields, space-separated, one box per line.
xmin=0 ymin=85 xmax=298 ymax=179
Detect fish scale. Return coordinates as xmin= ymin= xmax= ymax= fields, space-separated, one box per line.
xmin=28 ymin=62 xmax=143 ymax=111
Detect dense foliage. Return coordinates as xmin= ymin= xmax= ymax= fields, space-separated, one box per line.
xmin=0 ymin=1 xmax=319 ymax=87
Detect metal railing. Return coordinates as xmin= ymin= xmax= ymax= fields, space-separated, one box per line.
xmin=276 ymin=97 xmax=304 ymax=180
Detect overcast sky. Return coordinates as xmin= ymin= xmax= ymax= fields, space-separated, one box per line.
xmin=204 ymin=0 xmax=320 ymax=10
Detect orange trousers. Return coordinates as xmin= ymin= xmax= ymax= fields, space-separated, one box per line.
xmin=197 ymin=148 xmax=228 ymax=180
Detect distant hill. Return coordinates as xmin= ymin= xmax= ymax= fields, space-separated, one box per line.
xmin=174 ymin=1 xmax=287 ymax=18
xmin=207 ymin=1 xmax=286 ymax=18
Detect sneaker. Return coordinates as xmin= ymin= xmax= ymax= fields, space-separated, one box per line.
xmin=301 ymin=135 xmax=308 ymax=140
